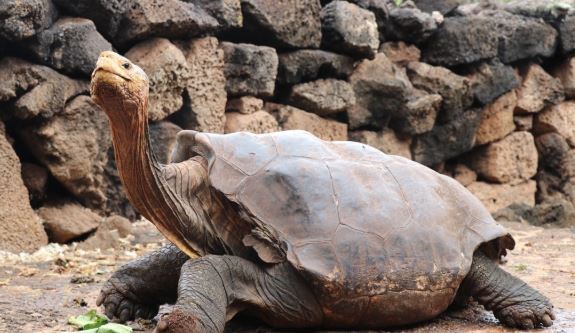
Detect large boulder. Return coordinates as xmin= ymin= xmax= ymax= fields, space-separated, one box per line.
xmin=174 ymin=37 xmax=227 ymax=133
xmin=0 ymin=0 xmax=57 ymax=41
xmin=224 ymin=111 xmax=280 ymax=134
xmin=0 ymin=58 xmax=88 ymax=119
xmin=288 ymin=79 xmax=355 ymax=116
xmin=346 ymin=0 xmax=390 ymax=38
xmin=23 ymin=17 xmax=113 ymax=76
xmin=126 ymin=38 xmax=191 ymax=121
xmin=266 ymin=103 xmax=348 ymax=141
xmin=38 ymin=202 xmax=101 ymax=243
xmin=0 ymin=122 xmax=48 ymax=253
xmin=192 ymin=0 xmax=242 ymax=29
xmin=386 ymin=5 xmax=437 ymax=44
xmin=421 ymin=16 xmax=498 ymax=67
xmin=221 ymin=42 xmax=278 ymax=98
xmin=534 ymin=101 xmax=575 ymax=147
xmin=277 ymin=50 xmax=354 ymax=85
xmin=321 ymin=0 xmax=380 ymax=59
xmin=470 ymin=131 xmax=538 ymax=185
xmin=466 ymin=59 xmax=519 ymax=106
xmin=514 ymin=63 xmax=564 ymax=114
xmin=391 ymin=89 xmax=442 ymax=136
xmin=349 ymin=129 xmax=412 ymax=160
xmin=240 ymin=0 xmax=322 ymax=48
xmin=475 ymin=91 xmax=517 ymax=146
xmin=467 ymin=180 xmax=536 ymax=213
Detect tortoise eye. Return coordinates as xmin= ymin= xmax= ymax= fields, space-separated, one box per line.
xmin=122 ymin=62 xmax=131 ymax=69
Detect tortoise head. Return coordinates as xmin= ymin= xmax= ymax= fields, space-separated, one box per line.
xmin=90 ymin=51 xmax=149 ymax=122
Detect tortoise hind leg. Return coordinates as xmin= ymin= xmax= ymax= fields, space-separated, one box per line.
xmin=154 ymin=255 xmax=323 ymax=333
xmin=460 ymin=251 xmax=555 ymax=329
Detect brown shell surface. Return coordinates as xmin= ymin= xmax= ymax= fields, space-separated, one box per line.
xmin=188 ymin=130 xmax=512 ymax=327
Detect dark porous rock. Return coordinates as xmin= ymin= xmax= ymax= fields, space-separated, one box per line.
xmin=115 ymin=0 xmax=218 ymax=47
xmin=0 ymin=0 xmax=57 ymax=41
xmin=23 ymin=17 xmax=113 ymax=76
xmin=524 ymin=198 xmax=575 ymax=227
xmin=240 ymin=0 xmax=322 ymax=48
xmin=478 ymin=10 xmax=557 ymax=64
xmin=391 ymin=90 xmax=442 ymax=136
xmin=387 ymin=6 xmax=437 ymax=44
xmin=412 ymin=0 xmax=460 ymax=14
xmin=412 ymin=108 xmax=483 ymax=166
xmin=559 ymin=15 xmax=575 ymax=53
xmin=349 ymin=53 xmax=413 ymax=129
xmin=21 ymin=163 xmax=50 ymax=205
xmin=126 ymin=38 xmax=191 ymax=122
xmin=277 ymin=50 xmax=354 ymax=85
xmin=492 ymin=203 xmax=532 ymax=223
xmin=421 ymin=16 xmax=498 ymax=67
xmin=535 ymin=133 xmax=570 ymax=175
xmin=0 ymin=57 xmax=88 ymax=119
xmin=0 ymin=122 xmax=48 ymax=253
xmin=221 ymin=42 xmax=278 ymax=98
xmin=466 ymin=59 xmax=519 ymax=106
xmin=51 ymin=0 xmax=132 ymax=40
xmin=149 ymin=121 xmax=182 ymax=165
xmin=321 ymin=0 xmax=380 ymax=59
xmin=346 ymin=0 xmax=390 ymax=38
xmin=288 ymin=79 xmax=355 ymax=116
xmin=191 ymin=0 xmax=242 ymax=29
xmin=38 ymin=202 xmax=102 ymax=244
xmin=406 ymin=61 xmax=473 ymax=124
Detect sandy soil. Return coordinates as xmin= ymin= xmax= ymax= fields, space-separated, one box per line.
xmin=0 ymin=221 xmax=573 ymax=333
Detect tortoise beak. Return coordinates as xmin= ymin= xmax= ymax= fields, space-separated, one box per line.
xmin=92 ymin=51 xmax=132 ymax=82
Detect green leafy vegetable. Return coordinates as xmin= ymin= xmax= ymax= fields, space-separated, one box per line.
xmin=68 ymin=310 xmax=108 ymax=330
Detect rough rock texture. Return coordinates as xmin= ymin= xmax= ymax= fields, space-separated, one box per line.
xmin=515 ymin=63 xmax=565 ymax=114
xmin=288 ymin=79 xmax=355 ymax=116
xmin=149 ymin=121 xmax=182 ymax=164
xmin=0 ymin=0 xmax=57 ymax=41
xmin=413 ymin=0 xmax=460 ymax=14
xmin=321 ymin=1 xmax=380 ymax=59
xmin=0 ymin=58 xmax=88 ymax=119
xmin=224 ymin=111 xmax=280 ymax=134
xmin=21 ymin=163 xmax=49 ymax=205
xmin=379 ymin=41 xmax=421 ymax=65
xmin=241 ymin=0 xmax=322 ymax=48
xmin=226 ymin=96 xmax=263 ymax=114
xmin=193 ymin=0 xmax=242 ymax=29
xmin=175 ymin=37 xmax=226 ymax=133
xmin=422 ymin=16 xmax=498 ymax=67
xmin=467 ymin=180 xmax=536 ymax=213
xmin=559 ymin=15 xmax=575 ymax=54
xmin=114 ymin=0 xmax=218 ymax=47
xmin=277 ymin=50 xmax=354 ymax=85
xmin=466 ymin=60 xmax=519 ymax=106
xmin=38 ymin=202 xmax=101 ymax=243
xmin=126 ymin=38 xmax=190 ymax=121
xmin=470 ymin=131 xmax=538 ymax=184
xmin=79 ymin=214 xmax=133 ymax=250
xmin=0 ymin=123 xmax=48 ymax=253
xmin=475 ymin=91 xmax=517 ymax=146
xmin=534 ymin=101 xmax=575 ymax=147
xmin=392 ymin=90 xmax=442 ymax=135
xmin=536 ymin=132 xmax=570 ymax=176
xmin=387 ymin=6 xmax=437 ymax=44
xmin=525 ymin=198 xmax=575 ymax=227
xmin=267 ymin=103 xmax=348 ymax=141
xmin=221 ymin=42 xmax=278 ymax=98
xmin=346 ymin=0 xmax=389 ymax=38
xmin=406 ymin=61 xmax=473 ymax=123
xmin=349 ymin=53 xmax=413 ymax=129
xmin=514 ymin=115 xmax=533 ymax=131
xmin=412 ymin=108 xmax=483 ymax=166
xmin=552 ymin=56 xmax=575 ymax=99
xmin=453 ymin=164 xmax=477 ymax=187
xmin=349 ymin=130 xmax=412 ymax=159
xmin=23 ymin=17 xmax=113 ymax=76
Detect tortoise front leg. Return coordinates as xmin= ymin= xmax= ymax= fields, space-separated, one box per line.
xmin=97 ymin=244 xmax=189 ymax=321
xmin=154 ymin=255 xmax=323 ymax=333
xmin=461 ymin=251 xmax=555 ymax=329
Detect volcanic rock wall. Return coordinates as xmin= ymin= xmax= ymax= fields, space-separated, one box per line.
xmin=1 ymin=0 xmax=575 ymax=252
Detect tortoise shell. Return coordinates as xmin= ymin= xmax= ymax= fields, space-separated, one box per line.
xmin=172 ymin=130 xmax=514 ymax=327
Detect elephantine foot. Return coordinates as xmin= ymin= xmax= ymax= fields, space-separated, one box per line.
xmin=154 ymin=308 xmax=208 ymax=333
xmin=97 ymin=277 xmax=160 ymax=322
xmin=494 ymin=299 xmax=555 ymax=329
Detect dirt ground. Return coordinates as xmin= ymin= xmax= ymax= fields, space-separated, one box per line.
xmin=0 ymin=220 xmax=573 ymax=333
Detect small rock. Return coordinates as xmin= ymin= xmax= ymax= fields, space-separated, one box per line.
xmin=241 ymin=0 xmax=322 ymax=48
xmin=525 ymin=198 xmax=575 ymax=227
xmin=412 ymin=108 xmax=483 ymax=166
xmin=126 ymin=38 xmax=191 ymax=122
xmin=453 ymin=164 xmax=477 ymax=187
xmin=0 ymin=0 xmax=57 ymax=41
xmin=467 ymin=180 xmax=536 ymax=213
xmin=391 ymin=89 xmax=442 ymax=135
xmin=23 ymin=17 xmax=113 ymax=76
xmin=349 ymin=130 xmax=412 ymax=160
xmin=379 ymin=41 xmax=421 ymax=65
xmin=412 ymin=0 xmax=460 ymax=14
xmin=224 ymin=111 xmax=280 ymax=134
xmin=21 ymin=163 xmax=49 ymax=205
xmin=193 ymin=0 xmax=242 ymax=29
xmin=552 ymin=56 xmax=575 ymax=99
xmin=514 ymin=115 xmax=533 ymax=131
xmin=277 ymin=50 xmax=354 ymax=85
xmin=174 ymin=37 xmax=226 ymax=133
xmin=406 ymin=61 xmax=473 ymax=123
xmin=515 ymin=63 xmax=565 ymax=114
xmin=226 ymin=96 xmax=264 ymax=114
xmin=422 ymin=16 xmax=498 ymax=67
xmin=470 ymin=131 xmax=538 ymax=185
xmin=466 ymin=59 xmax=519 ymax=106
xmin=475 ymin=91 xmax=517 ymax=146
xmin=78 ymin=214 xmax=132 ymax=251
xmin=38 ymin=202 xmax=102 ymax=244
xmin=386 ymin=6 xmax=437 ymax=44
xmin=102 ymin=215 xmax=133 ymax=238
xmin=288 ymin=79 xmax=355 ymax=116
xmin=534 ymin=101 xmax=575 ymax=147
xmin=149 ymin=121 xmax=182 ymax=164
xmin=267 ymin=103 xmax=348 ymax=141
xmin=321 ymin=0 xmax=380 ymax=59
xmin=221 ymin=42 xmax=278 ymax=98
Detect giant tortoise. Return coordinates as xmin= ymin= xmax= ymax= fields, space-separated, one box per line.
xmin=90 ymin=51 xmax=554 ymax=332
